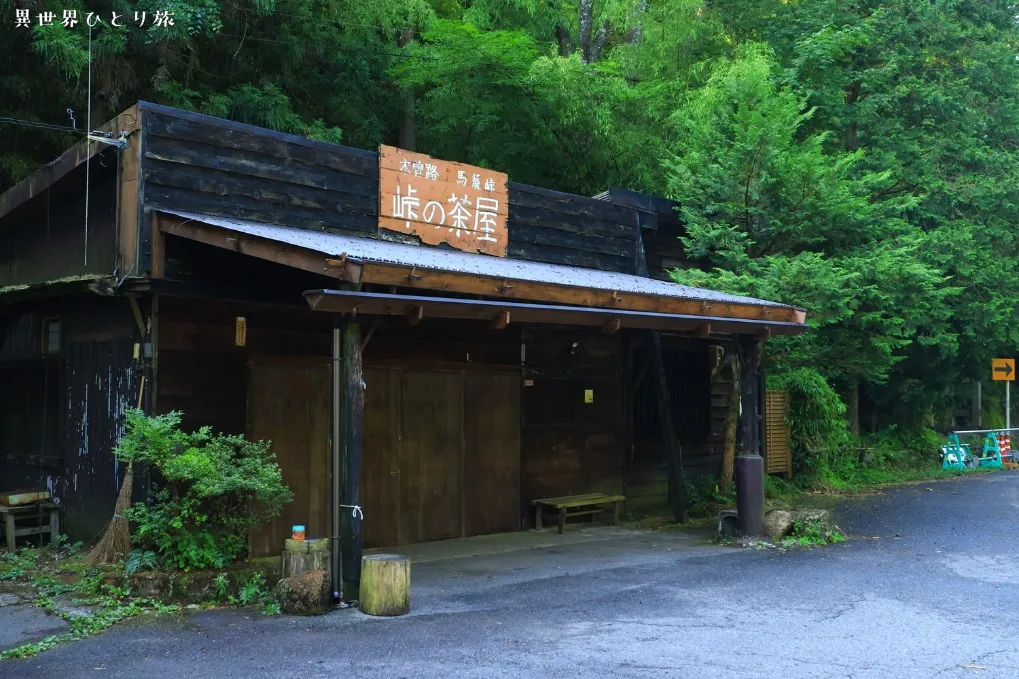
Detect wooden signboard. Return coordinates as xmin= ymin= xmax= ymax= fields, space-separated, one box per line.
xmin=378 ymin=145 xmax=509 ymax=257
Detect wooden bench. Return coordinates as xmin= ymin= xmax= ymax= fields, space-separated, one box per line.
xmin=532 ymin=493 xmax=625 ymax=534
xmin=0 ymin=502 xmax=60 ymax=552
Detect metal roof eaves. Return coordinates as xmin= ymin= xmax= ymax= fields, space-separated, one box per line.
xmin=160 ymin=210 xmax=795 ymax=310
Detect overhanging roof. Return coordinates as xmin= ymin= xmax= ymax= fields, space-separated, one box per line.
xmin=157 ymin=210 xmax=807 ymax=334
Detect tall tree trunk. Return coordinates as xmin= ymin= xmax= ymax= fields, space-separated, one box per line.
xmin=396 ymin=29 xmax=416 ymax=150
xmin=721 ymin=354 xmax=740 ymax=492
xmin=555 ymin=24 xmax=574 ymax=57
xmin=846 ymin=382 xmax=860 ymax=437
xmin=579 ymin=0 xmax=595 ymax=62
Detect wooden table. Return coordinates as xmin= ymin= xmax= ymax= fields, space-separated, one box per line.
xmin=0 ymin=502 xmax=60 ymax=552
xmin=532 ymin=493 xmax=625 ymax=534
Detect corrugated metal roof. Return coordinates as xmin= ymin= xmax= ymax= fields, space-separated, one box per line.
xmin=161 ymin=210 xmax=796 ymax=310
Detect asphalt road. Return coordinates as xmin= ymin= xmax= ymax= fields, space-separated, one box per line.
xmin=5 ymin=472 xmax=1019 ymax=679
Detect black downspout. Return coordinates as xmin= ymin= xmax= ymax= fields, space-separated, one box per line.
xmin=331 ymin=323 xmax=342 ymax=602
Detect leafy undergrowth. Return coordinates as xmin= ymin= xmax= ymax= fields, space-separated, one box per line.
xmin=0 ymin=541 xmax=180 ymax=660
xmin=783 ymin=518 xmax=846 ymax=547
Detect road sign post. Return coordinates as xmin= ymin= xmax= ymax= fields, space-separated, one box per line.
xmin=992 ymin=359 xmax=1015 ymax=431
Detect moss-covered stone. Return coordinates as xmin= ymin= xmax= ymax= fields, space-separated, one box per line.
xmin=129 ymin=558 xmax=280 ymax=605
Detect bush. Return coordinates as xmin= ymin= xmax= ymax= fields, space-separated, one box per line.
xmin=118 ymin=410 xmax=293 ymax=571
xmin=769 ymin=368 xmax=852 ymax=483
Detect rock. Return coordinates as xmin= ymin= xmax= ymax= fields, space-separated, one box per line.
xmin=763 ymin=510 xmax=795 ymax=541
xmin=763 ymin=509 xmax=836 ymax=541
xmin=273 ymin=569 xmax=331 ymax=616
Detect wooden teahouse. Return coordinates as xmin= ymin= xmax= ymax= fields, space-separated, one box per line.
xmin=0 ymin=103 xmax=807 ymax=595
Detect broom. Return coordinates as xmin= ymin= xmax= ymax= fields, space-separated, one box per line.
xmin=83 ymin=377 xmax=144 ymax=565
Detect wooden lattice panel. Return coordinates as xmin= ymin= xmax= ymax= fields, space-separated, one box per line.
xmin=765 ymin=390 xmax=792 ymax=476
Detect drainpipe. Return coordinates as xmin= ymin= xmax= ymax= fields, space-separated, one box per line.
xmin=331 ymin=323 xmax=342 ymax=602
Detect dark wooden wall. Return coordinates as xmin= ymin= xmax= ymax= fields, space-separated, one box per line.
xmin=138 ymin=103 xmax=643 ymax=275
xmin=0 ymin=152 xmax=119 ymax=287
xmin=0 ymin=296 xmax=140 ymax=542
xmin=520 ymin=326 xmax=627 ymax=520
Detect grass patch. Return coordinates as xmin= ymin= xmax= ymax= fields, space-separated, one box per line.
xmin=0 ymin=543 xmax=180 ymax=660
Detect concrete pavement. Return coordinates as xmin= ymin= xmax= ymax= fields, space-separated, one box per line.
xmin=4 ymin=472 xmax=1019 ymax=678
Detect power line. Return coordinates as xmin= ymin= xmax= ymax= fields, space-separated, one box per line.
xmin=230 ymin=5 xmax=425 ymax=37
xmin=216 ymin=32 xmax=438 ymax=60
xmin=0 ymin=116 xmax=79 ymax=134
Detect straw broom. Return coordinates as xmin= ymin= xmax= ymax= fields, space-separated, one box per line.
xmin=83 ymin=377 xmax=144 ymax=565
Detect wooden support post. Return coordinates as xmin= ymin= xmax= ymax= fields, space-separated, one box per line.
xmin=340 ymin=315 xmax=365 ymax=601
xmin=735 ymin=335 xmax=764 ymax=537
xmin=4 ymin=512 xmax=14 ymax=552
xmin=649 ymin=333 xmax=686 ymax=522
xmin=739 ymin=336 xmax=762 ymax=457
xmin=632 ymin=215 xmax=686 ymax=522
xmin=48 ymin=508 xmax=59 ymax=548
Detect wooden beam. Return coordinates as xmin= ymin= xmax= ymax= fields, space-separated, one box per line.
xmin=304 ymin=290 xmax=805 ymax=336
xmin=159 ymin=216 xmax=364 ymax=283
xmin=601 ymin=318 xmax=621 ymax=334
xmin=406 ymin=305 xmax=423 ymax=325
xmin=739 ymin=335 xmax=762 ymax=457
xmin=150 ymin=212 xmax=166 ymax=279
xmin=340 ymin=315 xmax=365 ymax=600
xmin=117 ymin=104 xmax=142 ymax=276
xmin=493 ymin=310 xmax=511 ymax=329
xmin=695 ymin=323 xmax=711 ymax=338
xmin=359 ymin=262 xmax=803 ymax=325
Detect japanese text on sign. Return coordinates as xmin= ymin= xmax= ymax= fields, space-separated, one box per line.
xmin=378 ymin=145 xmax=509 ymax=257
xmin=14 ymin=10 xmax=175 ymax=28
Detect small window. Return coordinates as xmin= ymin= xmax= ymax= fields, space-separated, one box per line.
xmin=42 ymin=318 xmax=61 ymax=355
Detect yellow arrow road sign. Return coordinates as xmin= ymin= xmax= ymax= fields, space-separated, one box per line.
xmin=993 ymin=358 xmax=1015 ymax=381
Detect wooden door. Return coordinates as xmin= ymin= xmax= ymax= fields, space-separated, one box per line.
xmin=246 ymin=359 xmax=331 ymax=558
xmin=399 ymin=370 xmax=463 ymax=543
xmin=464 ymin=372 xmax=521 ymax=536
xmin=361 ymin=367 xmax=401 ymax=548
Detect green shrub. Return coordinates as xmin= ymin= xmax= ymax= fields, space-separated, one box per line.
xmin=684 ymin=474 xmax=735 ymax=517
xmin=118 ymin=409 xmax=293 ymax=571
xmin=769 ymin=368 xmax=852 ymax=483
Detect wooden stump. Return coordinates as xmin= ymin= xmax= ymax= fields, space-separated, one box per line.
xmin=281 ymin=538 xmax=330 ymax=579
xmin=359 ymin=554 xmax=410 ymax=616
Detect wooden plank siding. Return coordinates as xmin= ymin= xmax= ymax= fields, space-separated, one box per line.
xmin=520 ymin=326 xmax=627 ymax=522
xmin=137 ymin=103 xmax=642 ymax=275
xmin=0 ymin=154 xmax=120 ymax=287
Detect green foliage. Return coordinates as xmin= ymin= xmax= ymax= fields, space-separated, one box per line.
xmin=118 ymin=409 xmax=293 ymax=571
xmin=769 ymin=368 xmax=851 ymax=481
xmin=0 ymin=548 xmax=40 ymax=581
xmin=238 ymin=572 xmax=268 ymax=606
xmin=0 ymin=546 xmax=179 ymax=660
xmin=213 ymin=573 xmax=230 ymax=600
xmin=124 ymin=549 xmax=159 ymax=577
xmin=684 ymin=474 xmax=735 ymax=518
xmin=786 ymin=519 xmax=845 ymax=546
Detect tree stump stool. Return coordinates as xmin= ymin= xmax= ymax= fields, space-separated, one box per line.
xmin=281 ymin=538 xmax=330 ymax=578
xmin=359 ymin=554 xmax=410 ymax=616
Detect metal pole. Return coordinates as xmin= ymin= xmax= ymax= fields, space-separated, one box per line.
xmin=331 ymin=325 xmax=342 ymax=602
xmin=1007 ymin=380 xmax=1011 ymax=432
